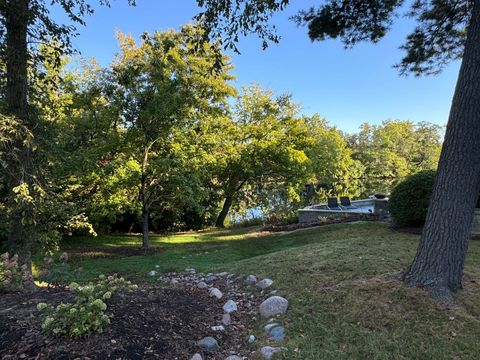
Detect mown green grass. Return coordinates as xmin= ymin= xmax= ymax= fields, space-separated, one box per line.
xmin=43 ymin=222 xmax=480 ymax=359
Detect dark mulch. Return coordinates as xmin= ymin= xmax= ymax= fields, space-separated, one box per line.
xmin=0 ymin=284 xmax=252 ymax=359
xmin=260 ymin=214 xmax=382 ymax=233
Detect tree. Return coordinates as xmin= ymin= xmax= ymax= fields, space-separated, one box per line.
xmin=348 ymin=120 xmax=442 ymax=179
xmin=111 ymin=26 xmax=235 ymax=247
xmin=212 ymin=85 xmax=310 ymax=227
xmin=197 ymin=0 xmax=480 ymax=301
xmin=0 ymin=0 xmax=134 ymax=279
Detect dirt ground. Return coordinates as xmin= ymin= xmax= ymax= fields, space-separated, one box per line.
xmin=0 ymin=283 xmax=255 ymax=359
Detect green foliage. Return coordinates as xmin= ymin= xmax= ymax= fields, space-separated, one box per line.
xmin=348 ymin=120 xmax=442 ymax=179
xmin=198 ymin=1 xmax=473 ymax=75
xmin=37 ymin=274 xmax=138 ymax=338
xmin=0 ymin=252 xmax=33 ymax=292
xmin=389 ymin=170 xmax=436 ymax=227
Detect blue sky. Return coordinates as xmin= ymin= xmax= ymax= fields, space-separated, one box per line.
xmin=52 ymin=0 xmax=459 ymax=133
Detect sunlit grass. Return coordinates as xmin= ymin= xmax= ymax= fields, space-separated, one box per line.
xmin=37 ymin=222 xmax=480 ymax=359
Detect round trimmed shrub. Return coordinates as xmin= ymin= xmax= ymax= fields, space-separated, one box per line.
xmin=389 ymin=170 xmax=436 ymax=227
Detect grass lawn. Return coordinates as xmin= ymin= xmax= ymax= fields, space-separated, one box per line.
xmin=40 ymin=222 xmax=480 ymax=359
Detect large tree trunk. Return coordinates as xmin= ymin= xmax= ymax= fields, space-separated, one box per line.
xmin=216 ymin=193 xmax=234 ymax=228
xmin=141 ymin=207 xmax=150 ymax=249
xmin=403 ymin=0 xmax=480 ymax=302
xmin=141 ymin=145 xmax=150 ymax=248
xmin=5 ymin=0 xmax=35 ymax=278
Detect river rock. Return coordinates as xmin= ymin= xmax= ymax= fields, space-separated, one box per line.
xmin=256 ymin=278 xmax=273 ymax=289
xmin=264 ymin=323 xmax=279 ymax=333
xmin=191 ymin=354 xmax=203 ymax=360
xmin=259 ymin=296 xmax=288 ymax=318
xmin=148 ymin=270 xmax=158 ymax=276
xmin=197 ymin=281 xmax=208 ymax=289
xmin=260 ymin=346 xmax=283 ymax=359
xmin=206 ymin=274 xmax=218 ymax=282
xmin=269 ymin=326 xmax=285 ymax=341
xmin=246 ymin=275 xmax=257 ymax=285
xmin=198 ymin=337 xmax=219 ymax=353
xmin=223 ymin=300 xmax=238 ymax=313
xmin=222 ymin=313 xmax=232 ymax=325
xmin=209 ymin=287 xmax=223 ymax=299
xmin=225 ymin=356 xmax=242 ymax=360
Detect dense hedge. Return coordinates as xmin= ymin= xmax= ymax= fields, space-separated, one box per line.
xmin=389 ymin=170 xmax=436 ymax=227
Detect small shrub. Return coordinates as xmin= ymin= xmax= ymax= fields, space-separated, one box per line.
xmin=389 ymin=170 xmax=436 ymax=227
xmin=37 ymin=274 xmax=137 ymax=338
xmin=0 ymin=252 xmax=33 ymax=292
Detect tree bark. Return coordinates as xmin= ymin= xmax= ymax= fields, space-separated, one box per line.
xmin=142 ymin=208 xmax=150 ymax=248
xmin=403 ymin=0 xmax=480 ymax=302
xmin=4 ymin=0 xmax=35 ymax=278
xmin=216 ymin=193 xmax=234 ymax=228
xmin=5 ymin=0 xmax=29 ymax=121
xmin=141 ymin=145 xmax=150 ymax=248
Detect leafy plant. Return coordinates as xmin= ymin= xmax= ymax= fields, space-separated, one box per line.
xmin=389 ymin=170 xmax=436 ymax=227
xmin=0 ymin=252 xmax=33 ymax=292
xmin=37 ymin=274 xmax=137 ymax=338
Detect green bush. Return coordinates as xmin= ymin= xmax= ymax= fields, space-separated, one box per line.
xmin=37 ymin=274 xmax=137 ymax=338
xmin=389 ymin=170 xmax=436 ymax=227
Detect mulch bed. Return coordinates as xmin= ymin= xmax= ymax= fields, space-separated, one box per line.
xmin=0 ymin=283 xmax=253 ymax=359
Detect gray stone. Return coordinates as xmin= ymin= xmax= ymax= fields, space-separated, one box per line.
xmin=269 ymin=326 xmax=285 ymax=341
xmin=205 ymin=275 xmax=218 ymax=282
xmin=222 ymin=313 xmax=232 ymax=326
xmin=209 ymin=287 xmax=223 ymax=299
xmin=246 ymin=275 xmax=257 ymax=285
xmin=264 ymin=323 xmax=279 ymax=333
xmin=256 ymin=278 xmax=273 ymax=289
xmin=259 ymin=296 xmax=288 ymax=318
xmin=223 ymin=300 xmax=238 ymax=313
xmin=191 ymin=354 xmax=203 ymax=360
xmin=225 ymin=356 xmax=242 ymax=360
xmin=260 ymin=346 xmax=283 ymax=359
xmin=197 ymin=281 xmax=208 ymax=289
xmin=211 ymin=325 xmax=225 ymax=332
xmin=198 ymin=337 xmax=219 ymax=353
xmin=186 ymin=268 xmax=196 ymax=274
xmin=217 ymin=271 xmax=229 ymax=277
xmin=170 ymin=278 xmax=179 ymax=285
xmin=247 ymin=334 xmax=255 ymax=344
xmin=148 ymin=270 xmax=158 ymax=276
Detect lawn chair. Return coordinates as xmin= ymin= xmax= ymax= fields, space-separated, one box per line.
xmin=327 ymin=197 xmax=342 ymax=210
xmin=340 ymin=196 xmax=357 ymax=209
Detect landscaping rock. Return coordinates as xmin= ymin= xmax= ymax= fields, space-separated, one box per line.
xmin=260 ymin=346 xmax=283 ymax=359
xmin=198 ymin=337 xmax=219 ymax=353
xmin=223 ymin=300 xmax=238 ymax=313
xmin=211 ymin=325 xmax=225 ymax=332
xmin=246 ymin=275 xmax=257 ymax=285
xmin=248 ymin=335 xmax=255 ymax=344
xmin=148 ymin=270 xmax=158 ymax=276
xmin=191 ymin=354 xmax=203 ymax=360
xmin=222 ymin=313 xmax=232 ymax=326
xmin=264 ymin=323 xmax=279 ymax=333
xmin=256 ymin=279 xmax=273 ymax=289
xmin=197 ymin=281 xmax=208 ymax=289
xmin=225 ymin=356 xmax=242 ymax=360
xmin=170 ymin=278 xmax=179 ymax=285
xmin=269 ymin=326 xmax=285 ymax=341
xmin=209 ymin=287 xmax=223 ymax=299
xmin=205 ymin=275 xmax=218 ymax=282
xmin=259 ymin=296 xmax=288 ymax=318
xmin=217 ymin=271 xmax=229 ymax=277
